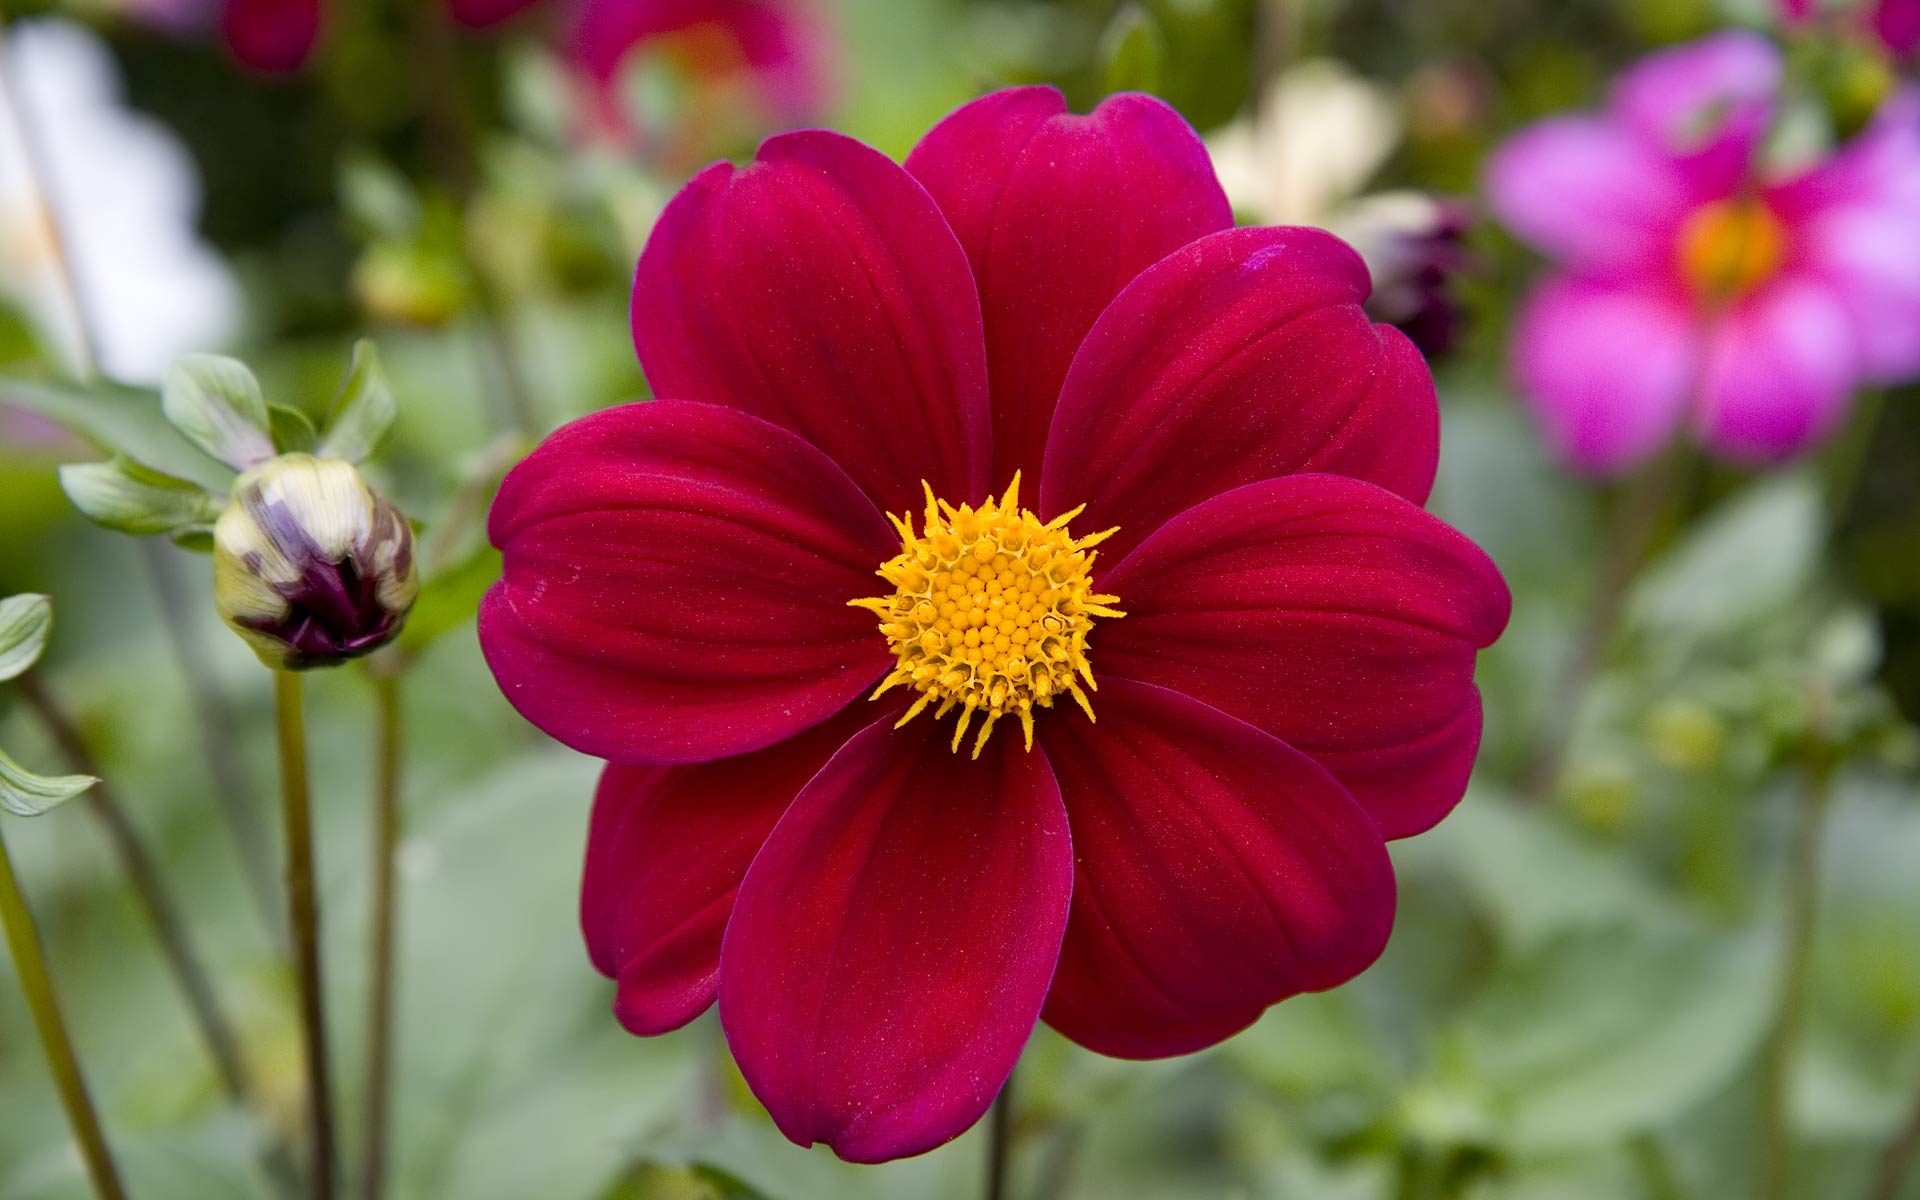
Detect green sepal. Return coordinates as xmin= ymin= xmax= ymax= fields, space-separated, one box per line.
xmin=0 ymin=594 xmax=52 ymax=683
xmin=59 ymin=456 xmax=227 ymax=538
xmin=0 ymin=744 xmax=95 ymax=817
xmin=270 ymin=405 xmax=320 ymax=455
xmin=318 ymin=340 xmax=397 ymax=464
xmin=163 ymin=355 xmax=276 ymax=471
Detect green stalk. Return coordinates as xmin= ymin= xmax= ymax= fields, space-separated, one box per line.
xmin=0 ymin=827 xmax=128 ymax=1200
xmin=1757 ymin=760 xmax=1835 ymax=1200
xmin=359 ymin=671 xmax=403 ymax=1200
xmin=275 ymin=671 xmax=337 ymax=1198
xmin=984 ymin=1075 xmax=1014 ymax=1200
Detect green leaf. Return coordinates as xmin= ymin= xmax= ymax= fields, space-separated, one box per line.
xmin=0 ymin=376 xmax=233 ymax=491
xmin=398 ymin=545 xmax=501 ymax=655
xmin=162 ymin=355 xmax=276 ymax=471
xmin=58 ymin=457 xmax=227 ymax=538
xmin=269 ymin=405 xmax=319 ymax=455
xmin=1457 ymin=924 xmax=1773 ymax=1153
xmin=0 ymin=743 xmax=95 ymax=816
xmin=1629 ymin=473 xmax=1823 ymax=639
xmin=0 ymin=594 xmax=52 ymax=682
xmin=600 ymin=1161 xmax=772 ymax=1200
xmin=1100 ymin=5 xmax=1167 ymax=95
xmin=318 ymin=340 xmax=398 ymax=464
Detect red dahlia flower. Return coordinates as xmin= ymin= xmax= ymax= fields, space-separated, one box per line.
xmin=479 ymin=87 xmax=1511 ymax=1163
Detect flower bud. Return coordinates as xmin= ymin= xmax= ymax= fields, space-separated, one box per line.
xmin=213 ymin=455 xmax=418 ymax=670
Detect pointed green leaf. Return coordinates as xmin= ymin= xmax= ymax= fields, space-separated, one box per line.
xmin=269 ymin=404 xmax=320 ymax=455
xmin=59 ymin=456 xmax=227 ymax=537
xmin=163 ymin=355 xmax=275 ymax=471
xmin=0 ymin=376 xmax=234 ymax=490
xmin=318 ymin=340 xmax=398 ymax=463
xmin=0 ymin=594 xmax=53 ymax=682
xmin=0 ymin=744 xmax=95 ymax=817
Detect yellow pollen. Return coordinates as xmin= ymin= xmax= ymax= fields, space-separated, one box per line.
xmin=850 ymin=473 xmax=1123 ymax=758
xmin=1677 ymin=199 xmax=1786 ymax=301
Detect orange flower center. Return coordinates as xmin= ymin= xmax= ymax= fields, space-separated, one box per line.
xmin=1677 ymin=199 xmax=1785 ymax=301
xmin=851 ymin=473 xmax=1123 ymax=757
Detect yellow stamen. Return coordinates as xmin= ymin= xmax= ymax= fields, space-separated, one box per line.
xmin=1677 ymin=198 xmax=1786 ymax=301
xmin=851 ymin=472 xmax=1123 ymax=757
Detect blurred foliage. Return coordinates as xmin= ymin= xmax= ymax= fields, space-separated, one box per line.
xmin=1 ymin=0 xmax=1919 ymax=1197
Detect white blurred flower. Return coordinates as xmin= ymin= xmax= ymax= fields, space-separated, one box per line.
xmin=1207 ymin=58 xmax=1401 ymax=227
xmin=1209 ymin=60 xmax=1474 ymax=356
xmin=0 ymin=18 xmax=239 ymax=383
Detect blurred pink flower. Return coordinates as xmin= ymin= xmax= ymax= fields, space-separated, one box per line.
xmin=1779 ymin=0 xmax=1920 ymax=57
xmin=1487 ymin=32 xmax=1920 ymax=474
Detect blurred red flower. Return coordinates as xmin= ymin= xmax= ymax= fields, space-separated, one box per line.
xmin=479 ymin=88 xmax=1509 ymax=1162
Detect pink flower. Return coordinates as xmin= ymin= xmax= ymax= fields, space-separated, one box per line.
xmin=1779 ymin=0 xmax=1920 ymax=58
xmin=1487 ymin=33 xmax=1920 ymax=474
xmin=220 ymin=0 xmax=321 ymax=72
xmin=480 ymin=88 xmax=1509 ymax=1162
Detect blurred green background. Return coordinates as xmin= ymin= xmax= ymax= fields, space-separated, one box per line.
xmin=2 ymin=0 xmax=1919 ymax=1197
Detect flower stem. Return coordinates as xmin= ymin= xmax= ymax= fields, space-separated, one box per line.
xmin=1867 ymin=1071 xmax=1920 ymax=1200
xmin=1757 ymin=758 xmax=1835 ymax=1200
xmin=985 ymin=1075 xmax=1014 ymax=1200
xmin=275 ymin=670 xmax=337 ymax=1199
xmin=359 ymin=670 xmax=403 ymax=1200
xmin=18 ymin=671 xmax=254 ymax=1101
xmin=1522 ymin=445 xmax=1686 ymax=801
xmin=0 ymin=826 xmax=128 ymax=1200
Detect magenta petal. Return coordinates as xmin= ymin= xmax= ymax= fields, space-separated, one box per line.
xmin=479 ymin=400 xmax=895 ymax=764
xmin=1097 ymin=475 xmax=1510 ymax=840
xmin=1695 ymin=279 xmax=1858 ymax=464
xmin=718 ymin=716 xmax=1072 ymax=1163
xmin=1510 ymin=275 xmax=1699 ymax=476
xmin=631 ymin=130 xmax=990 ymax=515
xmin=583 ymin=708 xmax=872 ymax=1036
xmin=1038 ymin=680 xmax=1394 ymax=1059
xmin=1484 ymin=116 xmax=1694 ymax=273
xmin=1039 ymin=226 xmax=1435 ymax=564
xmin=221 ymin=0 xmax=323 ymax=71
xmin=1874 ymin=0 xmax=1920 ymax=58
xmin=1609 ymin=31 xmax=1779 ymax=190
xmin=905 ymin=87 xmax=1231 ymax=489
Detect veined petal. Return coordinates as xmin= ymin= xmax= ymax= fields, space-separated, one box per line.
xmin=1038 ymin=680 xmax=1395 ymax=1059
xmin=905 ymin=87 xmax=1231 ymax=490
xmin=480 ymin=400 xmax=895 ymax=764
xmin=1097 ymin=475 xmax=1509 ymax=840
xmin=582 ymin=706 xmax=874 ymax=1035
xmin=1039 ymin=225 xmax=1435 ymax=564
xmin=718 ymin=715 xmax=1072 ymax=1163
xmin=631 ymin=129 xmax=989 ymax=515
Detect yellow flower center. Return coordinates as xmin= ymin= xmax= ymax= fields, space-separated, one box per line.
xmin=852 ymin=473 xmax=1123 ymax=758
xmin=1677 ymin=199 xmax=1786 ymax=301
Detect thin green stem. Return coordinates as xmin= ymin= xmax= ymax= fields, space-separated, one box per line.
xmin=359 ymin=672 xmax=403 ymax=1200
xmin=1522 ymin=444 xmax=1687 ymax=801
xmin=1757 ymin=760 xmax=1835 ymax=1200
xmin=276 ymin=671 xmax=337 ymax=1199
xmin=0 ymin=827 xmax=128 ymax=1200
xmin=985 ymin=1074 xmax=1014 ymax=1200
xmin=19 ymin=672 xmax=252 ymax=1099
xmin=1867 ymin=1069 xmax=1920 ymax=1200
